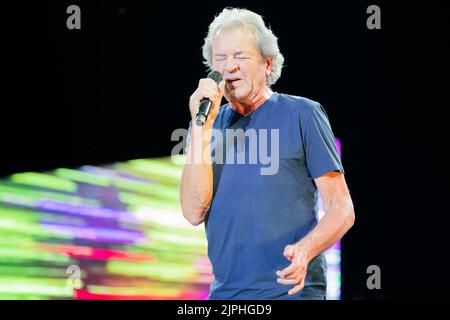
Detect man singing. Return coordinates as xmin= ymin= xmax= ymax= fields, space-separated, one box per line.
xmin=180 ymin=8 xmax=355 ymax=300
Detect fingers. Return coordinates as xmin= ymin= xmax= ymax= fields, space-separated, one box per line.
xmin=191 ymin=87 xmax=218 ymax=102
xmin=197 ymin=78 xmax=221 ymax=99
xmin=217 ymin=80 xmax=226 ymax=94
xmin=189 ymin=76 xmax=224 ymax=123
xmin=277 ymin=243 xmax=308 ymax=295
xmin=276 ymin=266 xmax=306 ymax=295
xmin=288 ymin=278 xmax=305 ymax=295
xmin=276 ymin=263 xmax=296 ymax=279
xmin=276 ymin=276 xmax=298 ymax=285
xmin=283 ymin=244 xmax=296 ymax=260
xmin=276 ymin=264 xmax=304 ymax=284
xmin=198 ymin=77 xmax=220 ymax=90
xmin=190 ymin=78 xmax=223 ymax=106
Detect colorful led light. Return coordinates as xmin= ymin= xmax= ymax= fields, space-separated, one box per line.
xmin=0 ymin=145 xmax=342 ymax=300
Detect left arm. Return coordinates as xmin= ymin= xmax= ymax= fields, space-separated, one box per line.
xmin=276 ymin=171 xmax=355 ymax=295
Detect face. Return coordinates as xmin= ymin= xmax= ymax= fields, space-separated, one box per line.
xmin=211 ymin=27 xmax=272 ymax=106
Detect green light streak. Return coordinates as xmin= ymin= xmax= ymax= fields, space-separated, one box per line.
xmin=0 ymin=266 xmax=67 ymax=278
xmin=0 ymin=206 xmax=39 ymax=223
xmin=115 ymin=159 xmax=182 ymax=185
xmin=54 ymin=168 xmax=111 ymax=187
xmin=10 ymin=172 xmax=78 ymax=192
xmin=0 ymin=277 xmax=74 ymax=297
xmin=87 ymin=285 xmax=181 ymax=297
xmin=149 ymin=221 xmax=205 ymax=238
xmin=125 ymin=240 xmax=203 ymax=256
xmin=118 ymin=192 xmax=179 ymax=211
xmin=107 ymin=261 xmax=197 ymax=282
xmin=114 ymin=178 xmax=179 ymax=202
xmin=0 ymin=247 xmax=70 ymax=264
xmin=0 ymin=294 xmax=48 ymax=300
xmin=0 ymin=209 xmax=72 ymax=240
xmin=0 ymin=184 xmax=100 ymax=205
xmin=146 ymin=229 xmax=207 ymax=249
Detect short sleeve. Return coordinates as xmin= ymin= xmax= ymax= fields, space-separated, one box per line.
xmin=302 ymin=104 xmax=344 ymax=179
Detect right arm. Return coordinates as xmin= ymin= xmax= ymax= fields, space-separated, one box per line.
xmin=180 ymin=78 xmax=225 ymax=226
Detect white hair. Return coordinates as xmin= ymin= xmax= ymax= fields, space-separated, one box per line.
xmin=202 ymin=8 xmax=285 ymax=86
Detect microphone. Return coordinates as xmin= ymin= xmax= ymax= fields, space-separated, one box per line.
xmin=195 ymin=70 xmax=223 ymax=126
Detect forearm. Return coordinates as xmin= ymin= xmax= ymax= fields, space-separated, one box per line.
xmin=180 ymin=125 xmax=214 ymax=225
xmin=297 ymin=200 xmax=355 ymax=261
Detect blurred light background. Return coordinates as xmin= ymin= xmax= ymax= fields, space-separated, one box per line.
xmin=0 ymin=139 xmax=341 ymax=300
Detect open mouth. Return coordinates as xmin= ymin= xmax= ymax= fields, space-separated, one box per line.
xmin=226 ymin=78 xmax=242 ymax=84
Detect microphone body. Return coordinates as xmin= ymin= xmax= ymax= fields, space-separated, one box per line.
xmin=195 ymin=71 xmax=223 ymax=126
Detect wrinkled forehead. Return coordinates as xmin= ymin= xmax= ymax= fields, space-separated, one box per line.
xmin=212 ymin=26 xmax=259 ymax=55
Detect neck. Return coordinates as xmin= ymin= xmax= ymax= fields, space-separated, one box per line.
xmin=230 ymin=87 xmax=273 ymax=115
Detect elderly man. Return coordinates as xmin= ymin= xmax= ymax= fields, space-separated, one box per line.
xmin=180 ymin=8 xmax=355 ymax=300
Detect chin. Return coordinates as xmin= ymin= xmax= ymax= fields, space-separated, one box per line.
xmin=228 ymin=89 xmax=249 ymax=103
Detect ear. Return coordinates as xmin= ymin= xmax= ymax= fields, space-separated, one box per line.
xmin=265 ymin=57 xmax=273 ymax=78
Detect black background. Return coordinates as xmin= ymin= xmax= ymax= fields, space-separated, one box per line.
xmin=3 ymin=0 xmax=449 ymax=299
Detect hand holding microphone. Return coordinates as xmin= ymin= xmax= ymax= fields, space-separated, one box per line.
xmin=189 ymin=71 xmax=224 ymax=127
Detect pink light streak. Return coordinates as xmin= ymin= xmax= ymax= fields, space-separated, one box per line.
xmin=36 ymin=243 xmax=155 ymax=262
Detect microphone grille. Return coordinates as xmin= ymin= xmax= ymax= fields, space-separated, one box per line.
xmin=208 ymin=70 xmax=222 ymax=84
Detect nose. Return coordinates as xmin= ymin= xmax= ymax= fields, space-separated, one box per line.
xmin=224 ymin=55 xmax=239 ymax=74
